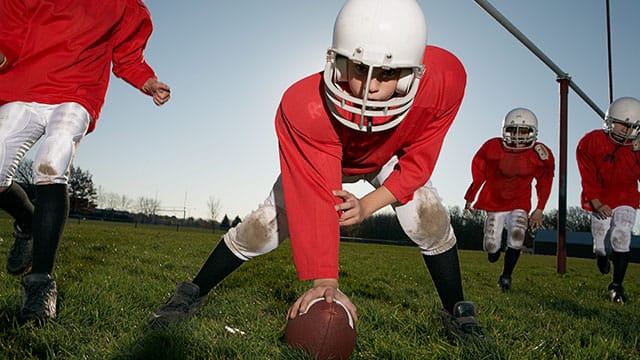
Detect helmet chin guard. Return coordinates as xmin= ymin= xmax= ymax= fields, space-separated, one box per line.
xmin=322 ymin=0 xmax=427 ymax=132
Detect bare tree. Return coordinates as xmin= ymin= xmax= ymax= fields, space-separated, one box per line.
xmin=136 ymin=196 xmax=161 ymax=216
xmin=97 ymin=187 xmax=133 ymax=211
xmin=207 ymin=196 xmax=221 ymax=222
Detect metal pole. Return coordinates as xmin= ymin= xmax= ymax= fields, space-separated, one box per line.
xmin=473 ymin=0 xmax=605 ymax=118
xmin=557 ymin=77 xmax=569 ymax=274
xmin=605 ymin=0 xmax=613 ymax=103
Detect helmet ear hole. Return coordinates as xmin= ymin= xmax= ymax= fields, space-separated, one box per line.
xmin=333 ymin=56 xmax=348 ymax=83
xmin=396 ymin=69 xmax=415 ymax=96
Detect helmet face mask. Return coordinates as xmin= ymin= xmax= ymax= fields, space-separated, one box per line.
xmin=501 ymin=108 xmax=538 ymax=150
xmin=323 ymin=0 xmax=427 ymax=132
xmin=604 ymin=97 xmax=640 ymax=146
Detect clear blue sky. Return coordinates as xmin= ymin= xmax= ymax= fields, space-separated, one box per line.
xmin=70 ymin=0 xmax=639 ymax=220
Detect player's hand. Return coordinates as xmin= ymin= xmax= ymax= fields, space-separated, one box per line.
xmin=528 ymin=209 xmax=543 ymax=229
xmin=143 ymin=78 xmax=171 ymax=106
xmin=288 ymin=278 xmax=358 ymax=322
xmin=464 ymin=201 xmax=474 ymax=216
xmin=333 ymin=190 xmax=366 ymax=226
xmin=594 ymin=204 xmax=613 ymax=219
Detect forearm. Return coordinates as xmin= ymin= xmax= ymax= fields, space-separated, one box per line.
xmin=360 ymin=186 xmax=397 ymax=217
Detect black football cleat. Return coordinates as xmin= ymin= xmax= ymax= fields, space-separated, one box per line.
xmin=441 ymin=301 xmax=485 ymax=342
xmin=149 ymin=281 xmax=206 ymax=328
xmin=497 ymin=275 xmax=512 ymax=291
xmin=607 ymin=283 xmax=628 ymax=305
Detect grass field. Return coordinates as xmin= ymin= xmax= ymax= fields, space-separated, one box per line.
xmin=0 ymin=215 xmax=639 ymax=359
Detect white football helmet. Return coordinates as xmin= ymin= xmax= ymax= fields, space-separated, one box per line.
xmin=501 ymin=108 xmax=538 ymax=150
xmin=604 ymin=96 xmax=640 ymax=146
xmin=323 ymin=0 xmax=427 ymax=132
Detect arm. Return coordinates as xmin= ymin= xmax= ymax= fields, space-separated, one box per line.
xmin=463 ymin=145 xmax=488 ymax=209
xmin=110 ymin=0 xmax=170 ymax=104
xmin=0 ymin=0 xmax=28 ymax=73
xmin=576 ymin=134 xmax=606 ymax=214
xmin=530 ymin=145 xmax=555 ymax=228
xmin=333 ymin=186 xmax=397 ymax=226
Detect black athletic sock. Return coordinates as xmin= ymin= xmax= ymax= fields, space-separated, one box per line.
xmin=422 ymin=245 xmax=465 ymax=315
xmin=0 ymin=182 xmax=34 ymax=230
xmin=611 ymin=251 xmax=629 ymax=286
xmin=192 ymin=240 xmax=245 ymax=297
xmin=501 ymin=247 xmax=521 ymax=278
xmin=31 ymin=184 xmax=69 ymax=274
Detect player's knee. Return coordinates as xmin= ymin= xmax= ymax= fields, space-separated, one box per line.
xmin=407 ymin=199 xmax=452 ymax=251
xmin=509 ymin=229 xmax=525 ymax=249
xmin=484 ymin=241 xmax=500 ymax=254
xmin=413 ymin=200 xmax=449 ymax=243
xmin=611 ymin=229 xmax=631 ymax=252
xmin=232 ymin=205 xmax=280 ymax=257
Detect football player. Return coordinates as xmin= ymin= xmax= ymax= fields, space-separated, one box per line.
xmin=150 ymin=0 xmax=484 ymax=340
xmin=0 ymin=0 xmax=170 ymax=324
xmin=464 ymin=108 xmax=555 ymax=291
xmin=576 ymin=96 xmax=640 ymax=304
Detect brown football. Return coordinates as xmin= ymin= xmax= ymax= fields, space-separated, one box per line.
xmin=284 ymin=297 xmax=356 ymax=360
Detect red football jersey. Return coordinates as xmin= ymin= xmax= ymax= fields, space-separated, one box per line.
xmin=576 ymin=129 xmax=640 ymax=211
xmin=464 ymin=138 xmax=555 ymax=213
xmin=275 ymin=46 xmax=466 ymax=280
xmin=0 ymin=0 xmax=157 ymax=132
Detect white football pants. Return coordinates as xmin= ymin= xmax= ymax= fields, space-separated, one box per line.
xmin=482 ymin=209 xmax=528 ymax=254
xmin=224 ymin=156 xmax=457 ymax=260
xmin=0 ymin=101 xmax=90 ymax=189
xmin=591 ymin=205 xmax=635 ymax=256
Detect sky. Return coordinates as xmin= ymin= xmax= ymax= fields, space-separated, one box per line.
xmin=67 ymin=0 xmax=639 ymax=221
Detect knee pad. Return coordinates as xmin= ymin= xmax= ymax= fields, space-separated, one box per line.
xmin=507 ymin=210 xmax=528 ymax=249
xmin=610 ymin=228 xmax=631 ymax=252
xmin=224 ymin=203 xmax=280 ymax=260
xmin=483 ymin=213 xmax=504 ymax=254
xmin=396 ymin=187 xmax=455 ymax=255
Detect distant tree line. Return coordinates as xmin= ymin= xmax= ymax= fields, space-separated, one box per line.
xmin=13 ymin=158 xmax=593 ymax=238
xmin=342 ymin=205 xmax=592 ymax=250
xmin=12 ymin=158 xmax=241 ymax=230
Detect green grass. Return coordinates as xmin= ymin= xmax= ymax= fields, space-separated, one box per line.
xmin=0 ymin=216 xmax=639 ymax=359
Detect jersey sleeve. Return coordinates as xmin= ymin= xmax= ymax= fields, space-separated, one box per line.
xmin=110 ymin=0 xmax=157 ymax=91
xmin=533 ymin=144 xmax=555 ymax=211
xmin=383 ymin=102 xmax=462 ymax=203
xmin=382 ymin=47 xmax=466 ymax=203
xmin=464 ymin=144 xmax=488 ymax=204
xmin=0 ymin=0 xmax=28 ymax=73
xmin=275 ymin=78 xmax=344 ymax=281
xmin=576 ymin=134 xmax=601 ymax=211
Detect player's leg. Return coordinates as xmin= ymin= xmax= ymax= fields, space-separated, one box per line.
xmin=149 ymin=177 xmax=289 ymax=327
xmin=0 ymin=102 xmax=46 ymax=275
xmin=499 ymin=209 xmax=528 ymax=291
xmin=369 ymin=157 xmax=483 ymax=340
xmin=483 ymin=212 xmax=507 ymax=263
xmin=607 ymin=206 xmax=634 ymax=304
xmin=21 ymin=102 xmax=90 ymax=324
xmin=591 ymin=212 xmax=612 ymax=274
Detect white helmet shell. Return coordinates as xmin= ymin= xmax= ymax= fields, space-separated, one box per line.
xmin=501 ymin=107 xmax=538 ymax=150
xmin=604 ymin=96 xmax=640 ymax=146
xmin=323 ymin=0 xmax=427 ymax=132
